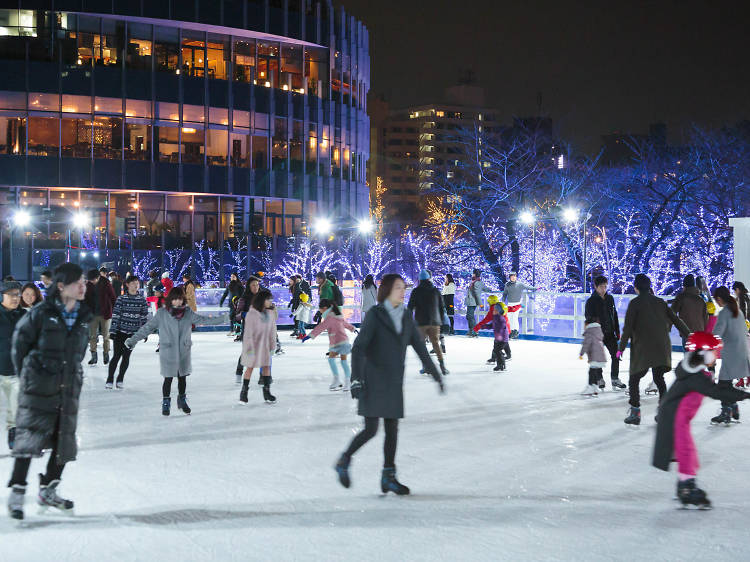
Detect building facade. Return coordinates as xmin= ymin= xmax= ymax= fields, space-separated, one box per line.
xmin=0 ymin=0 xmax=370 ymax=282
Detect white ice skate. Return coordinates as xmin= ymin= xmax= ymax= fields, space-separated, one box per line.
xmin=580 ymin=384 xmax=599 ymax=397
xmin=645 ymin=381 xmax=658 ymax=395
xmin=329 ymin=379 xmax=343 ymax=391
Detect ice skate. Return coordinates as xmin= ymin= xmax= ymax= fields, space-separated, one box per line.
xmin=115 ymin=382 xmax=124 ymax=390
xmin=37 ymin=476 xmax=74 ymax=514
xmin=611 ymin=379 xmax=627 ymax=391
xmin=580 ymin=384 xmax=598 ymax=397
xmin=597 ymin=378 xmax=605 ymax=390
xmin=239 ymin=387 xmax=248 ymax=404
xmin=645 ymin=381 xmax=658 ymax=395
xmin=735 ymin=378 xmax=746 ymax=389
xmin=624 ymin=406 xmax=641 ymax=425
xmin=731 ymin=403 xmax=740 ymax=422
xmin=235 ymin=374 xmax=242 ymax=384
xmin=329 ymin=377 xmax=343 ymax=391
xmin=104 ymin=381 xmax=113 ymax=390
xmin=263 ymin=387 xmax=277 ymax=404
xmin=486 ymin=357 xmax=495 ymax=364
xmin=161 ymin=397 xmax=171 ymax=416
xmin=493 ymin=363 xmax=506 ymax=372
xmin=103 ymin=352 xmax=110 ymax=365
xmin=711 ymin=406 xmax=731 ymax=425
xmin=177 ymin=394 xmax=191 ymax=415
xmin=439 ymin=361 xmax=449 ymax=376
xmin=677 ymin=479 xmax=712 ymax=510
xmin=381 ymin=467 xmax=410 ymax=495
xmin=7 ymin=484 xmax=25 ymax=520
xmin=342 ymin=381 xmax=350 ymax=392
xmin=335 ymin=454 xmax=351 ymax=488
xmin=87 ymin=351 xmax=97 ymax=365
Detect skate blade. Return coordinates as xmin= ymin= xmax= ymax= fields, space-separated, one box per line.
xmin=37 ymin=505 xmax=75 ymax=517
xmin=678 ymin=503 xmax=712 ymax=510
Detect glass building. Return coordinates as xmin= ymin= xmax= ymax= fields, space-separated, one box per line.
xmin=0 ymin=1 xmax=370 ymax=283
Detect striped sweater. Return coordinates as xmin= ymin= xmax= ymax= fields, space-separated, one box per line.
xmin=110 ymin=293 xmax=150 ymax=336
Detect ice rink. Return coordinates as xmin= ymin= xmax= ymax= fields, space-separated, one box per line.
xmin=1 ymin=331 xmax=747 ymax=562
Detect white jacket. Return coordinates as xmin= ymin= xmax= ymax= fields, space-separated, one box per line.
xmin=294 ymin=302 xmax=313 ymax=324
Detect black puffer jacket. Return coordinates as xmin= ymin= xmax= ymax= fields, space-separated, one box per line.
xmin=11 ymin=300 xmax=92 ymax=464
xmin=407 ymin=280 xmax=445 ymax=326
xmin=220 ymin=279 xmax=244 ymax=307
xmin=584 ymin=292 xmax=620 ymax=339
xmin=0 ymin=306 xmax=26 ymax=375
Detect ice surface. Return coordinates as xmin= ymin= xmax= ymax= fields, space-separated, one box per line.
xmin=0 ymin=332 xmax=747 ymax=561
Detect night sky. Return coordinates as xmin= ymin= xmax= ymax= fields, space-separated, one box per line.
xmin=338 ymin=0 xmax=750 ymax=154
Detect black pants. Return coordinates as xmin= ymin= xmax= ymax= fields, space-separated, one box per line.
xmin=344 ymin=417 xmax=398 ymax=468
xmin=492 ymin=341 xmax=507 ymax=369
xmin=603 ymin=335 xmax=620 ymax=381
xmin=491 ymin=341 xmax=511 ymax=361
xmin=162 ymin=376 xmax=187 ymax=397
xmin=107 ymin=333 xmax=133 ymax=384
xmin=717 ymin=380 xmax=737 ymax=408
xmin=628 ymin=366 xmax=669 ymax=407
xmin=588 ymin=367 xmax=603 ymax=385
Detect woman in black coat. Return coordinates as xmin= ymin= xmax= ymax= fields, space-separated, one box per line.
xmin=6 ymin=263 xmax=92 ymax=520
xmin=334 ymin=274 xmax=444 ymax=495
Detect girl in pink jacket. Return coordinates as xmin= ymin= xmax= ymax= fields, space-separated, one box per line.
xmin=239 ymin=289 xmax=278 ymax=405
xmin=302 ymin=299 xmax=356 ymax=391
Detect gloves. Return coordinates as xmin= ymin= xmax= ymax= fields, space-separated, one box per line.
xmin=350 ymin=379 xmax=363 ymax=399
xmin=578 ymin=355 xmax=583 ymax=360
xmin=616 ymin=350 xmax=623 ymax=360
xmin=301 ymin=336 xmax=311 ymax=343
xmin=125 ymin=339 xmax=134 ymax=350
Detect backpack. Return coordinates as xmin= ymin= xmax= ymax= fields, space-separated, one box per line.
xmin=331 ymin=283 xmax=344 ymax=306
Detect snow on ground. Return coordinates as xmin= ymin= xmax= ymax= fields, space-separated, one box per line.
xmin=0 ymin=332 xmax=747 ymax=562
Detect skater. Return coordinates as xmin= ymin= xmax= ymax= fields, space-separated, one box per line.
xmin=146 ymin=270 xmax=161 ymax=298
xmin=233 ymin=276 xmax=261 ymax=380
xmin=239 ymin=289 xmax=278 ymax=404
xmin=6 ymin=263 xmax=91 ymax=520
xmin=39 ymin=270 xmax=53 ymax=299
xmin=220 ymin=272 xmax=244 ymax=336
xmin=502 ymin=271 xmax=536 ymax=339
xmin=710 ymin=287 xmax=750 ymax=424
xmin=302 ymin=299 xmax=356 ymax=391
xmin=0 ymin=281 xmax=25 ymax=450
xmin=653 ymin=331 xmax=750 ymax=509
xmin=733 ymin=281 xmax=750 ymax=326
xmin=442 ymin=274 xmax=456 ymax=334
xmin=361 ymin=274 xmax=378 ymax=320
xmin=125 ymin=287 xmax=224 ymax=416
xmin=579 ymin=317 xmax=608 ymax=395
xmin=316 ymin=271 xmax=335 ymax=302
xmin=473 ymin=296 xmax=510 ymax=372
xmin=109 ymin=271 xmax=123 ymax=298
xmin=182 ymin=274 xmax=197 ymax=312
xmin=288 ymin=276 xmax=302 ymax=336
xmin=292 ymin=292 xmax=314 ymax=338
xmin=407 ymin=269 xmax=449 ymax=376
xmin=617 ymin=274 xmax=690 ymax=425
xmin=84 ymin=268 xmax=116 ymax=366
xmin=20 ymin=283 xmax=43 ymax=310
xmin=584 ymin=276 xmax=626 ymax=390
xmin=334 ymin=273 xmax=444 ymax=494
xmin=106 ymin=275 xmax=149 ymax=390
xmin=464 ymin=269 xmax=486 ymax=337
xmin=671 ymin=274 xmax=708 ymax=346
xmin=160 ymin=271 xmax=174 ymax=296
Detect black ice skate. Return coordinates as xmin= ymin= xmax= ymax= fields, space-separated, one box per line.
xmin=677 ymin=479 xmax=712 ymax=510
xmin=177 ymin=394 xmax=191 ymax=415
xmin=239 ymin=387 xmax=249 ymax=404
xmin=624 ymin=406 xmax=641 ymax=425
xmin=162 ymin=397 xmax=171 ymax=416
xmin=87 ymin=351 xmax=97 ymax=365
xmin=335 ymin=454 xmax=351 ymax=489
xmin=381 ymin=467 xmax=410 ymax=495
xmin=103 ymin=352 xmax=110 ymax=365
xmin=611 ymin=379 xmax=627 ymax=391
xmin=731 ymin=403 xmax=740 ymax=422
xmin=38 ymin=476 xmax=74 ymax=514
xmin=7 ymin=484 xmax=25 ymax=520
xmin=263 ymin=387 xmax=277 ymax=404
xmin=597 ymin=378 xmax=606 ymax=390
xmin=711 ymin=406 xmax=731 ymax=425
xmin=493 ymin=363 xmax=506 ymax=372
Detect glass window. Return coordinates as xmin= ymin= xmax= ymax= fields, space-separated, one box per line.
xmin=76 ymin=31 xmax=96 ymax=66
xmin=154 ymin=26 xmax=179 ymax=73
xmin=319 ymin=126 xmax=330 ymax=176
xmin=257 ymin=42 xmax=279 ymax=88
xmin=0 ymin=91 xmax=26 ymax=110
xmin=206 ymin=35 xmax=229 ymax=80
xmin=99 ymin=19 xmax=123 ymax=66
xmin=126 ymin=99 xmax=151 ymax=118
xmin=252 ymin=135 xmax=268 ymax=169
xmin=281 ymin=44 xmax=303 ymax=91
xmin=62 ymin=94 xmax=91 ymax=113
xmin=61 ymin=117 xmax=91 ymax=158
xmin=0 ymin=117 xmax=25 ymax=155
xmin=305 ymin=47 xmax=328 ymax=97
xmin=230 ymin=132 xmax=249 ymax=167
xmin=253 ymin=112 xmax=269 ymax=131
xmin=107 ymin=191 xmax=136 ymax=241
xmin=28 ymin=92 xmax=59 ymax=112
xmin=181 ymin=33 xmax=205 ymax=78
xmin=137 ymin=193 xmax=165 ymax=244
xmin=194 ymin=196 xmax=218 ymax=246
xmin=93 ymin=116 xmax=122 ymax=159
xmin=233 ymin=110 xmax=250 ymax=129
xmin=290 ymin=120 xmax=303 ymax=170
xmin=306 ymin=124 xmax=317 ymax=170
xmin=233 ymin=39 xmax=255 ymax=82
xmin=157 ymin=101 xmax=179 ymax=121
xmin=0 ymin=9 xmax=37 ymax=36
xmin=125 ymin=122 xmax=151 ymax=160
xmin=209 ymin=107 xmax=228 ymax=125
xmin=183 ymin=104 xmax=205 ymax=123
xmin=28 ymin=117 xmax=59 ymax=156
xmin=206 ymin=129 xmax=227 ymax=166
xmin=272 ymin=118 xmax=287 ymax=171
xmin=94 ymin=97 xmax=122 ymax=114
xmin=180 ymin=125 xmax=204 ymax=164
xmin=155 ymin=125 xmax=179 ymax=162
xmin=127 ymin=23 xmax=152 ymax=70
xmin=166 ymin=194 xmax=192 ymax=247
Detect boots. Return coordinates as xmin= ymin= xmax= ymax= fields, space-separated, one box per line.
xmin=38 ymin=475 xmax=74 ymax=513
xmin=334 ymin=454 xmax=351 ymax=489
xmin=263 ymin=386 xmax=277 ymax=404
xmin=177 ymin=394 xmax=191 ymax=415
xmin=711 ymin=406 xmax=732 ymax=425
xmin=103 ymin=352 xmax=110 ymax=365
xmin=7 ymin=484 xmax=25 ymax=520
xmin=7 ymin=427 xmax=15 ymax=450
xmin=239 ymin=384 xmax=249 ymax=404
xmin=381 ymin=467 xmax=410 ymax=495
xmin=624 ymin=406 xmax=641 ymax=425
xmin=677 ymin=478 xmax=711 ymax=509
xmin=611 ymin=379 xmax=627 ymax=391
xmin=88 ymin=351 xmax=97 ymax=365
xmin=161 ymin=397 xmax=171 ymax=416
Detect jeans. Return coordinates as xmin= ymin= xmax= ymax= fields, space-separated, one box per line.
xmin=629 ymin=366 xmax=670 ymax=407
xmin=107 ymin=333 xmax=133 ymax=384
xmin=0 ymin=375 xmax=19 ymax=430
xmin=296 ymin=319 xmax=307 ymax=336
xmin=466 ymin=306 xmax=477 ymax=333
xmin=344 ymin=417 xmax=399 ymax=468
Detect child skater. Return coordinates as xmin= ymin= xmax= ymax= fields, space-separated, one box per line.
xmin=579 ymin=317 xmax=608 ymax=396
xmin=653 ymin=331 xmax=750 ymax=509
xmin=125 ymin=287 xmax=225 ymax=416
xmin=239 ymin=289 xmax=278 ymax=405
xmin=293 ymin=292 xmax=314 ymax=339
xmin=474 ymin=296 xmax=511 ymax=370
xmin=302 ymin=299 xmax=356 ymax=391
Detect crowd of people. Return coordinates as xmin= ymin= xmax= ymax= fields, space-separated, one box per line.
xmin=0 ymin=261 xmax=749 ymax=518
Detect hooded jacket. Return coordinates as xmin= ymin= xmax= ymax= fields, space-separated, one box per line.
xmin=580 ymin=322 xmax=608 ymax=367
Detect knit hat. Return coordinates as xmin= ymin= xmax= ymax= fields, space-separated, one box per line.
xmin=161 ymin=272 xmax=170 ymax=279
xmin=418 ymin=269 xmax=431 ymax=281
xmin=487 ymin=295 xmax=499 ymax=305
xmin=299 ymin=293 xmax=309 ymax=303
xmin=706 ymin=301 xmax=716 ymax=315
xmin=0 ymin=280 xmax=22 ymax=294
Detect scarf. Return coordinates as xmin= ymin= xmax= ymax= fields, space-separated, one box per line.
xmin=169 ymin=306 xmax=187 ymax=320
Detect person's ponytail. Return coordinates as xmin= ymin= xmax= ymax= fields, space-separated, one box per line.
xmin=713 ymin=286 xmax=739 ymax=318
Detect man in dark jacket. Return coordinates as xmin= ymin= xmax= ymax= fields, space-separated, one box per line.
xmin=619 ymin=274 xmax=690 ymax=425
xmin=84 ymin=268 xmax=116 ymax=365
xmin=407 ymin=270 xmax=449 ymax=376
xmin=0 ymin=280 xmax=25 ymax=450
xmin=671 ymin=274 xmax=708 ymax=345
xmin=585 ymin=275 xmax=626 ymax=390
xmin=145 ymin=270 xmax=161 ymax=298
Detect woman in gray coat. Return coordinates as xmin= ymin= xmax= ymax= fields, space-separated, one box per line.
xmin=710 ymin=286 xmax=750 ymax=424
xmin=334 ymin=274 xmax=443 ymax=495
xmin=126 ymin=287 xmax=225 ymax=416
xmin=360 ymin=274 xmax=378 ymax=319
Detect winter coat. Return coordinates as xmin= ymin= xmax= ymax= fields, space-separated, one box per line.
xmin=712 ymin=307 xmax=750 ymax=381
xmin=11 ymin=300 xmax=92 ymax=464
xmin=653 ymin=359 xmax=749 ymax=471
xmin=464 ymin=279 xmax=486 ymax=307
xmin=109 ymin=293 xmax=150 ymax=336
xmin=407 ymin=280 xmax=445 ymax=326
xmin=309 ymin=311 xmax=356 ymax=348
xmin=502 ymin=280 xmax=534 ymax=304
xmin=351 ymin=303 xmax=441 ymax=419
xmin=0 ymin=305 xmax=25 ymax=375
xmin=474 ymin=304 xmax=509 ymax=342
xmin=298 ymin=279 xmax=312 ymax=298
xmin=580 ymin=323 xmax=608 ymax=367
xmin=361 ymin=285 xmax=378 ymax=317
xmin=618 ymin=292 xmax=690 ymax=375
xmin=84 ymin=278 xmax=116 ymax=319
xmin=146 ymin=276 xmax=161 ymax=298
xmin=241 ymin=307 xmax=278 ymax=368
xmin=125 ymin=307 xmax=225 ymax=377
xmin=183 ymin=282 xmax=197 ymax=312
xmin=671 ymin=287 xmax=708 ymax=333
xmin=161 ymin=277 xmax=174 ymax=295
xmin=220 ymin=280 xmax=244 ymax=307
xmin=293 ymin=302 xmax=313 ymax=324
xmin=442 ymin=282 xmax=456 ymax=296
xmin=318 ymin=279 xmax=334 ymax=301
xmin=584 ymin=292 xmax=620 ymax=339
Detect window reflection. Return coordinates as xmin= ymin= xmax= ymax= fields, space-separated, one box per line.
xmin=155 ymin=125 xmax=179 ymax=162
xmin=127 ymin=24 xmax=152 ymax=70
xmin=230 ymin=132 xmax=249 ymax=168
xmin=62 ymin=94 xmax=91 ymax=114
xmin=281 ymin=44 xmax=303 ymax=91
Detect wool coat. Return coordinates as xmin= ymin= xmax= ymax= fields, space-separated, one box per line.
xmin=241 ymin=307 xmax=278 ymax=368
xmin=361 ymin=285 xmax=378 ymax=317
xmin=712 ymin=306 xmax=750 ymax=381
xmin=0 ymin=305 xmax=25 ymax=375
xmin=580 ymin=323 xmax=608 ymax=367
xmin=671 ymin=286 xmax=708 ymax=333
